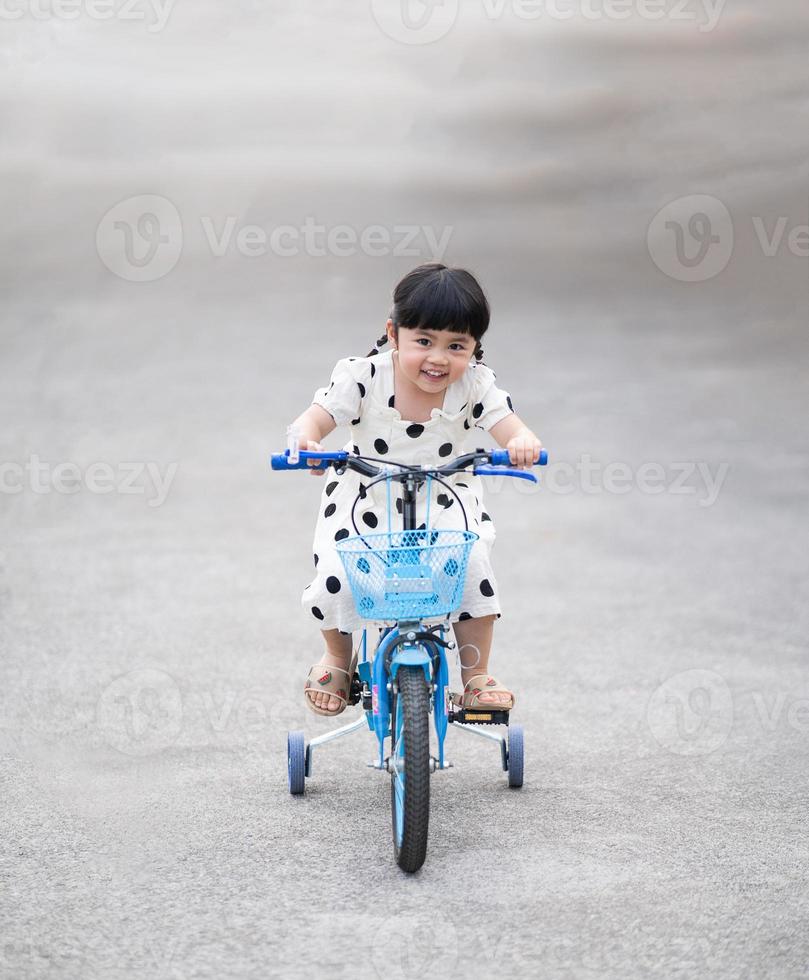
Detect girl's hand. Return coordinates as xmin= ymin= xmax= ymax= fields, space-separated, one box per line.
xmin=506 ymin=431 xmax=543 ymax=469
xmin=304 ymin=440 xmax=326 ymax=476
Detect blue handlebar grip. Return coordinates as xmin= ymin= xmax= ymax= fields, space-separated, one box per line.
xmin=270 ymin=450 xmax=348 ymax=470
xmin=270 ymin=453 xmax=307 ymax=470
xmin=489 ymin=449 xmax=548 ymax=467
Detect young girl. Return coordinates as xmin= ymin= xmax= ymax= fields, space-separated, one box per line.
xmin=288 ymin=263 xmax=543 ymax=717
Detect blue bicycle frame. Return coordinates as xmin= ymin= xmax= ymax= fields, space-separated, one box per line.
xmin=358 ymin=622 xmax=450 ymax=769
xmin=271 ymin=445 xmax=548 ymax=772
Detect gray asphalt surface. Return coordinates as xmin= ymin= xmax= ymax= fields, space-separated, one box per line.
xmin=2 ymin=3 xmax=809 ymax=978
xmin=2 ymin=300 xmax=807 ymax=979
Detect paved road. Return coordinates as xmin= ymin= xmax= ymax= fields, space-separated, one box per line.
xmin=2 ymin=299 xmax=807 ymax=979
xmin=2 ymin=2 xmax=808 ymax=978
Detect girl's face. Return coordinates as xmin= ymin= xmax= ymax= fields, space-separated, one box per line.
xmin=386 ymin=319 xmax=476 ymax=396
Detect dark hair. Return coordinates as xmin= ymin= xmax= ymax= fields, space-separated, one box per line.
xmin=367 ymin=263 xmax=489 ymax=362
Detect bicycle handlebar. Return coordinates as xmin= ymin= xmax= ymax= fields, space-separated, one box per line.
xmin=269 ymin=447 xmax=548 ymax=481
xmin=270 ymin=450 xmax=378 ymax=476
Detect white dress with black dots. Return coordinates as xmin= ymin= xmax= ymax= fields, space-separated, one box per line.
xmin=301 ymin=348 xmax=515 ymax=633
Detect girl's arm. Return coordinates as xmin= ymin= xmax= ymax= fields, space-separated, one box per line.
xmin=288 ymin=404 xmax=338 ymax=476
xmin=489 ymin=413 xmax=543 ymax=469
xmin=290 ymin=404 xmax=337 ymax=445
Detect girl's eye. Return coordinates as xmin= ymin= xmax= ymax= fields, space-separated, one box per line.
xmin=416 ymin=338 xmax=466 ymax=350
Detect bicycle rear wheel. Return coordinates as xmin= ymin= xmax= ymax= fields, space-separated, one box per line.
xmin=390 ymin=665 xmax=431 ymax=873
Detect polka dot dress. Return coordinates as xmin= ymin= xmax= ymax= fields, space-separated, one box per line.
xmin=301 ymin=349 xmax=515 ymax=633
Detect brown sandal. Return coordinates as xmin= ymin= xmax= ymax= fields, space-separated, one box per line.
xmin=450 ymin=674 xmax=515 ymax=711
xmin=303 ymin=652 xmax=358 ymax=717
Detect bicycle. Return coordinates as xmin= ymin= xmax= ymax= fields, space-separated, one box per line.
xmin=271 ymin=443 xmax=548 ymax=872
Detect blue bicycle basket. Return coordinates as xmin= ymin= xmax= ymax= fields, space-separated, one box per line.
xmin=335 ymin=528 xmax=479 ymax=621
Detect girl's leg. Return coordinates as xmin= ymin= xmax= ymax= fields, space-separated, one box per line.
xmin=452 ymin=614 xmax=512 ymax=707
xmin=306 ymin=629 xmax=354 ymax=712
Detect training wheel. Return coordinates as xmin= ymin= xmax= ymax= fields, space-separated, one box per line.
xmin=506 ymin=724 xmax=524 ymax=788
xmin=287 ymin=730 xmax=306 ymax=795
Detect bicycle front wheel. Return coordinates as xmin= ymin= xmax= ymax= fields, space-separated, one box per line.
xmin=390 ymin=665 xmax=431 ymax=873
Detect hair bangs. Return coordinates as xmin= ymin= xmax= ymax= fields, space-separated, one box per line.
xmin=393 ymin=265 xmax=489 ymax=343
xmin=368 ymin=263 xmax=491 ymax=363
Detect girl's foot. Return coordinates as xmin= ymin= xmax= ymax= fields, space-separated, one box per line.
xmin=457 ymin=672 xmax=515 ymax=710
xmin=453 ymin=613 xmax=511 ymax=705
xmin=304 ymin=650 xmax=355 ymax=714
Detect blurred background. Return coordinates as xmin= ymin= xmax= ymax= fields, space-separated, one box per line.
xmin=1 ymin=2 xmax=808 ymax=978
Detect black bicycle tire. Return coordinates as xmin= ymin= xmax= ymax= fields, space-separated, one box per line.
xmin=390 ymin=665 xmax=431 ymax=873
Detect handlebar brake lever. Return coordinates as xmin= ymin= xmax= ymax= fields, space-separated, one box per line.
xmin=473 ymin=466 xmax=538 ymax=483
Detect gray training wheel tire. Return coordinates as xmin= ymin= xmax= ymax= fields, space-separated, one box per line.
xmin=507 ymin=723 xmax=524 ymax=788
xmin=288 ymin=730 xmax=306 ymax=795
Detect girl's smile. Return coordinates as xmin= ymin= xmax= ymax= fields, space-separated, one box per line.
xmin=387 ymin=321 xmax=475 ymax=397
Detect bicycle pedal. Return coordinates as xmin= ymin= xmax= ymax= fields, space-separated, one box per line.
xmin=448 ymin=708 xmax=510 ymax=726
xmin=348 ymin=678 xmax=363 ymax=706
